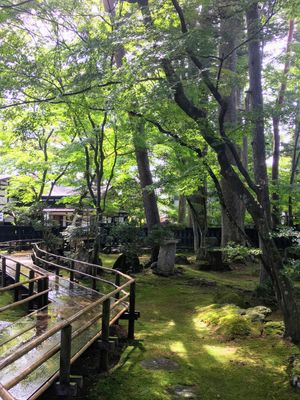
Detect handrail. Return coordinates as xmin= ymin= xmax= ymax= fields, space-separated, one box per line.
xmin=0 ymin=276 xmax=46 ymax=292
xmin=0 ymin=383 xmax=16 ymax=400
xmin=0 ymin=240 xmax=137 ymax=399
xmin=33 ymin=243 xmax=130 ymax=279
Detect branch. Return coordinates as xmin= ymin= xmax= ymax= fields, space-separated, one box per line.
xmin=0 ymin=81 xmax=121 ymax=110
xmin=0 ymin=0 xmax=34 ymax=9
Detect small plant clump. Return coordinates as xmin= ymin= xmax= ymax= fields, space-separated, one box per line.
xmin=264 ymin=321 xmax=284 ymax=336
xmin=198 ymin=304 xmax=275 ymax=340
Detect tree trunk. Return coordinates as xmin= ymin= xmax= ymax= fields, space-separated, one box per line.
xmin=103 ymin=0 xmax=161 ymax=262
xmin=219 ymin=2 xmax=245 ymax=247
xmin=288 ymin=106 xmax=300 ymax=226
xmin=246 ymin=3 xmax=271 ymax=284
xmin=271 ymin=19 xmax=295 ymax=227
xmin=177 ymin=195 xmax=186 ymax=224
xmin=133 ymin=119 xmax=161 ymax=262
xmin=187 ymin=186 xmax=208 ymax=260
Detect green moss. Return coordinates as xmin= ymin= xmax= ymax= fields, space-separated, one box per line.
xmin=0 ymin=291 xmax=26 ymax=322
xmin=67 ymin=254 xmax=300 ymax=400
xmin=217 ymin=314 xmax=252 ymax=339
xmin=264 ymin=321 xmax=284 ymax=336
xmin=213 ymin=290 xmax=245 ymax=307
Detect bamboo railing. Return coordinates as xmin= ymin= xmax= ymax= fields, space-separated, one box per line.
xmin=0 ymin=240 xmax=137 ymax=400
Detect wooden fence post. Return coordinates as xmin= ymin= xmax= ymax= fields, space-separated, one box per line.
xmin=115 ymin=274 xmax=120 ymax=300
xmin=1 ymin=258 xmax=6 ymax=288
xmin=99 ymin=298 xmax=110 ymax=372
xmin=14 ymin=263 xmax=21 ymax=302
xmin=128 ymin=281 xmax=136 ymax=340
xmin=43 ymin=277 xmax=49 ymax=307
xmin=28 ymin=270 xmax=35 ymax=311
xmin=55 ymin=323 xmax=79 ymax=396
xmin=92 ymin=266 xmax=97 ymax=291
xmin=60 ymin=324 xmax=72 ymax=386
xmin=37 ymin=278 xmax=44 ymax=309
xmin=70 ymin=261 xmax=75 ymax=282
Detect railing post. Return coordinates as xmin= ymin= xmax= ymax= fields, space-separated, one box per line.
xmin=1 ymin=258 xmax=7 ymax=288
xmin=37 ymin=278 xmax=44 ymax=309
xmin=92 ymin=266 xmax=97 ymax=291
xmin=60 ymin=324 xmax=72 ymax=386
xmin=14 ymin=263 xmax=21 ymax=302
xmin=55 ymin=323 xmax=80 ymax=397
xmin=28 ymin=270 xmax=35 ymax=311
xmin=128 ymin=281 xmax=136 ymax=340
xmin=99 ymin=298 xmax=110 ymax=372
xmin=115 ymin=273 xmax=120 ymax=300
xmin=69 ymin=261 xmax=75 ymax=282
xmin=42 ymin=276 xmax=49 ymax=307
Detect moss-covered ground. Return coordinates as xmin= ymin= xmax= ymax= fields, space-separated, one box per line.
xmin=84 ymin=258 xmax=300 ymax=400
xmin=0 ymin=291 xmax=26 ymax=322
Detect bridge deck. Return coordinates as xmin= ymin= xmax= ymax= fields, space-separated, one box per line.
xmin=0 ymin=253 xmax=129 ymax=400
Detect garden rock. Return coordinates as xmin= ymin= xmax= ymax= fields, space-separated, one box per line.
xmin=245 ymin=306 xmax=272 ymax=322
xmin=141 ymin=357 xmax=179 ymax=371
xmin=167 ymin=385 xmax=198 ymax=399
xmin=156 ymin=240 xmax=179 ymax=276
xmin=113 ymin=252 xmax=142 ymax=273
xmin=186 ymin=278 xmax=217 ymax=287
xmin=175 ymin=255 xmax=190 ymax=265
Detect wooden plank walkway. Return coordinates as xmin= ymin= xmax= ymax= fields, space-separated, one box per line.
xmin=0 ymin=248 xmax=134 ymax=400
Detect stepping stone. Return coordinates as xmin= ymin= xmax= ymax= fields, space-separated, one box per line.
xmin=167 ymin=385 xmax=198 ymax=399
xmin=141 ymin=357 xmax=179 ymax=370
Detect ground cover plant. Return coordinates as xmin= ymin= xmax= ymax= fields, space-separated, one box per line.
xmin=73 ymin=255 xmax=300 ymax=400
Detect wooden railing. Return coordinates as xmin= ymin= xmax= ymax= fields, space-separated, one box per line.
xmin=0 ymin=239 xmax=41 ymax=252
xmin=0 ymin=253 xmax=50 ymax=312
xmin=0 ymin=241 xmax=137 ymax=400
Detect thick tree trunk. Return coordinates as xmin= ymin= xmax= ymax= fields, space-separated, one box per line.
xmin=187 ymin=186 xmax=208 ymax=259
xmin=288 ymin=108 xmax=300 ymax=226
xmin=219 ymin=3 xmax=245 ymax=246
xmin=246 ymin=3 xmax=271 ymax=284
xmin=177 ymin=195 xmax=186 ymax=224
xmin=133 ymin=120 xmax=161 ymax=262
xmin=104 ymin=0 xmax=161 ymax=262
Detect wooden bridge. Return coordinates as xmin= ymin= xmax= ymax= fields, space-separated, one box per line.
xmin=0 ymin=241 xmax=137 ymax=400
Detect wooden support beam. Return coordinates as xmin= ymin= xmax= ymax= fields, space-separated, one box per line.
xmin=98 ymin=298 xmax=110 ymax=372
xmin=115 ymin=274 xmax=120 ymax=300
xmin=42 ymin=277 xmax=49 ymax=307
xmin=14 ymin=263 xmax=21 ymax=302
xmin=70 ymin=261 xmax=75 ymax=282
xmin=37 ymin=278 xmax=44 ymax=309
xmin=55 ymin=324 xmax=78 ymax=397
xmin=60 ymin=324 xmax=72 ymax=386
xmin=2 ymin=257 xmax=7 ymax=288
xmin=128 ymin=281 xmax=136 ymax=340
xmin=92 ymin=266 xmax=97 ymax=291
xmin=28 ymin=270 xmax=35 ymax=311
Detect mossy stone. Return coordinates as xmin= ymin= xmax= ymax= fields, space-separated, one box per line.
xmin=217 ymin=314 xmax=252 ymax=339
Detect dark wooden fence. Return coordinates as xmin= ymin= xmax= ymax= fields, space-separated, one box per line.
xmin=0 ymin=225 xmax=296 ymax=251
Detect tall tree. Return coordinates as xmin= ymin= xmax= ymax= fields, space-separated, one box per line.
xmin=219 ymin=2 xmax=245 ymax=247
xmin=127 ymin=0 xmax=300 ymax=342
xmin=271 ymin=19 xmax=295 ymax=226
